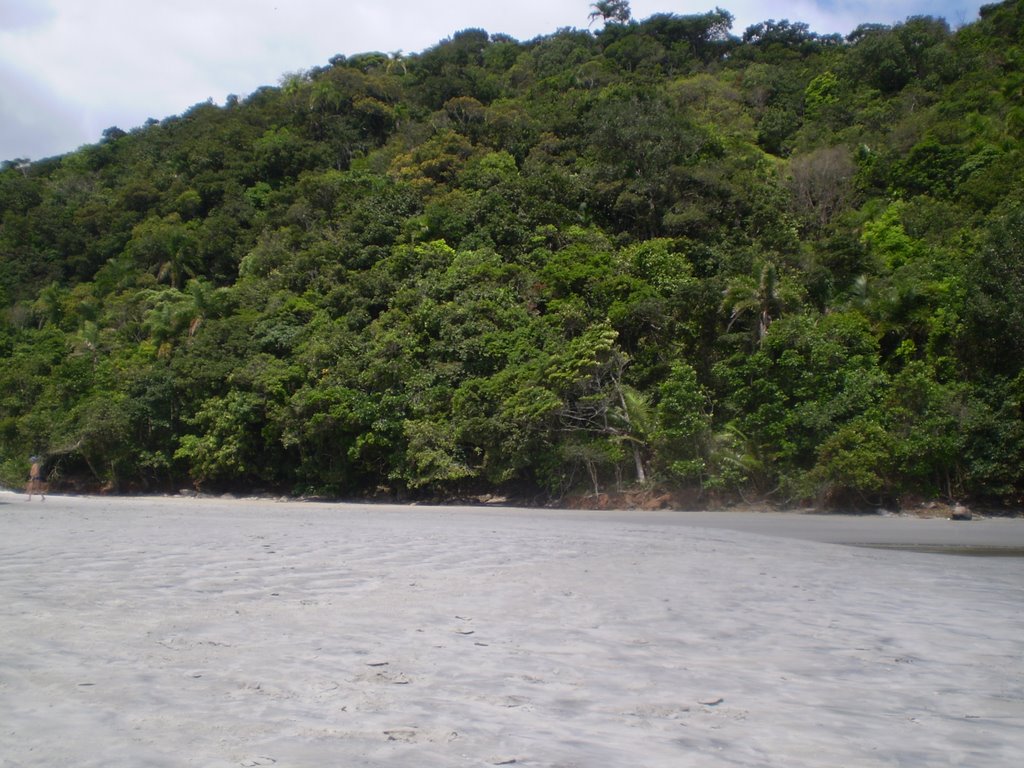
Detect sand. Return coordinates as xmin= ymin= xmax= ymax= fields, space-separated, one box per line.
xmin=1 ymin=492 xmax=1022 ymax=767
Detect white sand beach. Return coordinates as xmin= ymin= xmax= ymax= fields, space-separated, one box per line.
xmin=1 ymin=492 xmax=1022 ymax=767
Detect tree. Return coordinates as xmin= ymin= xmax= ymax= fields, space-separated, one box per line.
xmin=126 ymin=214 xmax=200 ymax=289
xmin=883 ymin=361 xmax=968 ymax=498
xmin=175 ymin=391 xmax=266 ymax=486
xmin=589 ymin=1 xmax=632 ymax=26
xmin=788 ymin=147 xmax=857 ymax=229
xmin=959 ymin=202 xmax=1024 ymax=376
xmin=722 ymin=261 xmax=804 ymax=345
xmin=653 ymin=361 xmax=710 ymax=483
xmin=713 ymin=311 xmax=887 ymax=498
xmin=546 ymin=324 xmax=650 ymax=487
xmin=808 ymin=417 xmax=893 ymax=506
xmin=0 ymin=2 xmax=1021 ymax=507
xmin=641 ymin=8 xmax=736 ymax=65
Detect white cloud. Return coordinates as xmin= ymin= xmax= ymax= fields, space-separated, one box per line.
xmin=0 ymin=0 xmax=988 ymax=161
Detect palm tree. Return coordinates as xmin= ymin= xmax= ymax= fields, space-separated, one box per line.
xmin=184 ymin=278 xmax=220 ymax=337
xmin=34 ymin=282 xmax=65 ymax=328
xmin=143 ymin=298 xmax=181 ymax=358
xmin=387 ymin=50 xmax=407 ymax=75
xmin=722 ymin=261 xmax=803 ymax=344
xmin=589 ymin=1 xmax=632 ymax=26
xmin=129 ymin=214 xmax=199 ymax=289
xmin=614 ymin=383 xmax=652 ymax=484
xmin=73 ymin=320 xmax=102 ymax=366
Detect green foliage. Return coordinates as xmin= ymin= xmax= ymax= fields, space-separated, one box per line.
xmin=714 ymin=311 xmax=888 ymax=498
xmin=2 ymin=2 xmax=1023 ymax=506
xmin=807 ymin=417 xmax=893 ymax=504
xmin=653 ymin=362 xmax=710 ymax=482
xmin=175 ymin=391 xmax=267 ymax=485
xmin=803 ymin=71 xmax=840 ymax=118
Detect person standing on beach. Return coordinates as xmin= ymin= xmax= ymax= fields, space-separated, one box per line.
xmin=27 ymin=457 xmax=45 ymax=501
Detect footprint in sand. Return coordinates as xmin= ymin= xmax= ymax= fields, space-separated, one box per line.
xmin=383 ymin=728 xmax=418 ymax=742
xmin=382 ymin=727 xmax=459 ymax=743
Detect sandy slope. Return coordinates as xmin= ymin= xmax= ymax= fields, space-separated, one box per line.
xmin=1 ymin=493 xmax=1022 ymax=767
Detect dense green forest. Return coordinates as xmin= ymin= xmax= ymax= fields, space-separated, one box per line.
xmin=2 ymin=1 xmax=1023 ymax=509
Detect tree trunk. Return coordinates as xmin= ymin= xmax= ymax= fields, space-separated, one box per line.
xmin=631 ymin=442 xmax=646 ymax=484
xmin=616 ymin=386 xmax=647 ymax=483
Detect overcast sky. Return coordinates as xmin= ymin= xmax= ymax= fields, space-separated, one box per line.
xmin=0 ymin=0 xmax=989 ymax=162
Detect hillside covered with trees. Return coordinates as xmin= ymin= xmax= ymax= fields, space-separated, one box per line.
xmin=2 ymin=1 xmax=1023 ymax=509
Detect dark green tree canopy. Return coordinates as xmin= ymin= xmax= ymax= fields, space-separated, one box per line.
xmin=1 ymin=2 xmax=1022 ymax=509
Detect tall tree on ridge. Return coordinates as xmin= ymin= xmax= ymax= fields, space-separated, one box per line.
xmin=589 ymin=1 xmax=632 ymax=26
